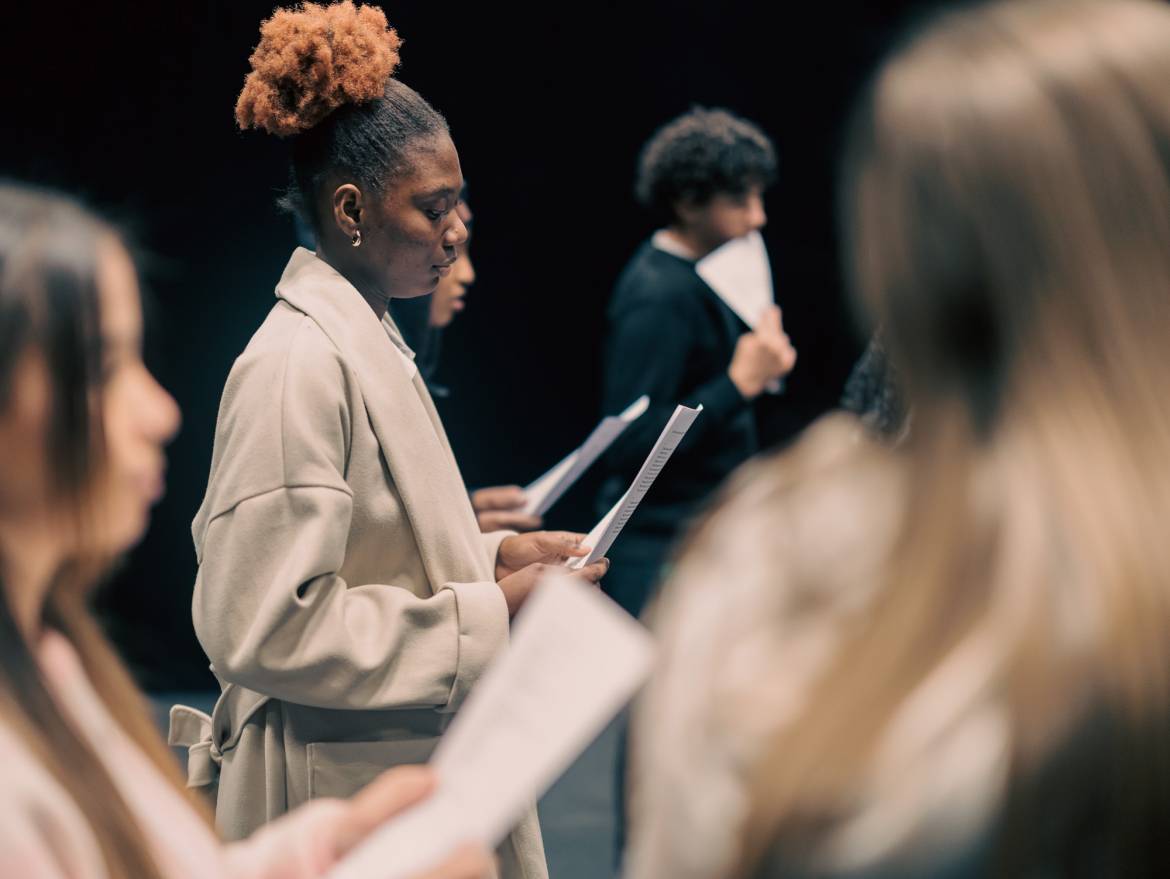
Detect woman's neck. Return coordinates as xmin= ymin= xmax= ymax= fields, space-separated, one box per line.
xmin=0 ymin=519 xmax=61 ymax=642
xmin=315 ymin=242 xmax=391 ymax=321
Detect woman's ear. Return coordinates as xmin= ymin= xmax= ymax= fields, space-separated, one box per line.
xmin=331 ymin=184 xmax=364 ymax=238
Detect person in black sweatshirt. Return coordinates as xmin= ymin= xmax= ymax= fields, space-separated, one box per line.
xmin=598 ymin=107 xmax=796 ymax=619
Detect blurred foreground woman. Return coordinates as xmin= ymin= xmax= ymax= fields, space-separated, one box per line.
xmin=629 ymin=1 xmax=1170 ymax=876
xmin=0 ymin=183 xmax=490 ymax=878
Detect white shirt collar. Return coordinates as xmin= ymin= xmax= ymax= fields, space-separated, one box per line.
xmin=651 ymin=229 xmax=698 ymax=262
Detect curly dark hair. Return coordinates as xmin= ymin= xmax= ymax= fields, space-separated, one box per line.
xmin=635 ymin=107 xmax=777 ymax=224
xmin=236 ymin=1 xmax=449 ymax=229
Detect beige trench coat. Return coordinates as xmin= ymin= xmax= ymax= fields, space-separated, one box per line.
xmin=173 ymin=248 xmax=546 ymax=878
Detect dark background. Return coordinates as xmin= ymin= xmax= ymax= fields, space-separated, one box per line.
xmin=1 ymin=1 xmax=936 ymax=689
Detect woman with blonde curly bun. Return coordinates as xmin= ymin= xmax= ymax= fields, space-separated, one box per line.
xmin=176 ymin=4 xmax=595 ymax=877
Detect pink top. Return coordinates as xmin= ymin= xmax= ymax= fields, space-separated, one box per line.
xmin=0 ymin=631 xmax=349 ymax=879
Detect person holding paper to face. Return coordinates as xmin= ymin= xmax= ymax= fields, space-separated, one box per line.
xmin=597 ymin=107 xmax=796 ymax=618
xmin=0 ymin=183 xmax=493 ymax=879
xmin=179 ymin=5 xmax=606 ymax=876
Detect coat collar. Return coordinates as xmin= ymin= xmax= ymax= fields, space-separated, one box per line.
xmin=275 ymin=248 xmax=492 ymax=587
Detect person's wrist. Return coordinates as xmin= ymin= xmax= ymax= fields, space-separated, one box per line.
xmin=497 ymin=573 xmax=523 ymax=618
xmin=495 ymin=535 xmax=515 ymax=580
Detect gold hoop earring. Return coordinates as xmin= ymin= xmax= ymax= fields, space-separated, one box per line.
xmin=351 ymin=230 xmax=362 ymax=248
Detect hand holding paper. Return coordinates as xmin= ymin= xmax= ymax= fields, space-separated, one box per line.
xmin=326 ymin=575 xmax=655 ymax=879
xmin=496 ymin=531 xmax=608 ymax=616
xmin=495 ymin=531 xmax=590 ymax=578
xmin=568 ymin=403 xmax=703 ymax=570
xmin=696 ymin=231 xmax=795 ymax=394
xmin=728 ymin=313 xmax=795 ymax=398
xmin=497 ymin=557 xmax=608 ymax=618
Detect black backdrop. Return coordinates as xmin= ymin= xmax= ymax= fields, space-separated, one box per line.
xmin=1 ymin=1 xmax=937 ymax=689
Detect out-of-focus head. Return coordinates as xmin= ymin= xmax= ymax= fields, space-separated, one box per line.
xmin=236 ymin=1 xmax=467 ymax=300
xmin=636 ymin=107 xmax=776 ymax=252
xmin=0 ymin=184 xmax=179 ymax=565
xmin=733 ymin=4 xmax=1170 ymax=875
xmin=843 ymin=0 xmax=1170 ymax=438
xmin=429 ymin=184 xmax=475 ymax=328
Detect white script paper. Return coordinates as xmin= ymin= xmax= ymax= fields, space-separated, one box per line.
xmin=696 ymin=231 xmax=783 ymax=393
xmin=568 ymin=403 xmax=702 ymax=569
xmin=522 ymin=395 xmax=650 ymax=516
xmin=326 ymin=575 xmax=655 ymax=879
xmin=695 ymin=230 xmax=775 ymax=328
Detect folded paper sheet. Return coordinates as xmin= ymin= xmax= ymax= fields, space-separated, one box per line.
xmin=695 ymin=229 xmax=774 ymax=328
xmin=568 ymin=403 xmax=702 ymax=570
xmin=326 ymin=575 xmax=655 ymax=879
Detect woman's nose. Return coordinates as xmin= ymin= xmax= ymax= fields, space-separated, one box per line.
xmin=459 ymin=255 xmax=476 ymax=285
xmin=443 ymin=214 xmax=469 ymax=247
xmin=143 ymin=371 xmax=181 ymax=444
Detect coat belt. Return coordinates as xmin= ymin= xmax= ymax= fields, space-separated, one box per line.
xmin=167 ymin=673 xmax=271 ymax=790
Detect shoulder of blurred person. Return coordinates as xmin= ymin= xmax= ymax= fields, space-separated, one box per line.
xmin=0 ymin=714 xmax=108 ymax=878
xmin=0 ymin=632 xmax=229 ymax=879
xmin=609 ymin=239 xmax=708 ymax=317
xmin=627 ymin=412 xmax=912 ymax=879
xmin=629 ymin=411 xmax=1122 ymax=879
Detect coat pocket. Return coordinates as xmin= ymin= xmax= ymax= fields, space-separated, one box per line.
xmin=306 ymin=738 xmax=438 ymax=800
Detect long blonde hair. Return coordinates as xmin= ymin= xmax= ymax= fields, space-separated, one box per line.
xmin=0 ymin=185 xmax=208 ymax=879
xmin=735 ymin=1 xmax=1170 ymax=873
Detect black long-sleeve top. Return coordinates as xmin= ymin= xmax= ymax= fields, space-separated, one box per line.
xmin=597 ymin=240 xmax=759 ymax=541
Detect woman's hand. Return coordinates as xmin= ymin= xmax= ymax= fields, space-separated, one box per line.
xmin=496 ymin=531 xmax=590 ymax=580
xmin=471 ymin=485 xmax=543 ymax=533
xmin=330 ymin=766 xmax=494 ymax=878
xmin=497 ymin=558 xmax=611 ymax=617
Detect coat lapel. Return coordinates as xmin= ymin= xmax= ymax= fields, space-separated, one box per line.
xmin=274 ymin=248 xmax=492 ymax=589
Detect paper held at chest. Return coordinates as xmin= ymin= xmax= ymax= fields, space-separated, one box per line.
xmin=326 ymin=575 xmax=655 ymax=879
xmin=522 ymin=394 xmax=650 ymax=516
xmin=567 ymin=403 xmax=703 ymax=570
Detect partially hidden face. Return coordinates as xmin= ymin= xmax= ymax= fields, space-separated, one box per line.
xmin=360 ymin=134 xmax=469 ymax=300
xmin=0 ymin=241 xmax=180 ymax=558
xmin=429 ymin=238 xmax=475 ymax=328
xmin=94 ymin=242 xmax=181 ymax=553
xmin=687 ymin=185 xmax=768 ymax=252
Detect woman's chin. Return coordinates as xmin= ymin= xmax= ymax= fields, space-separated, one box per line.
xmin=100 ymin=503 xmax=154 ymax=556
xmin=398 ymin=284 xmax=437 ymax=300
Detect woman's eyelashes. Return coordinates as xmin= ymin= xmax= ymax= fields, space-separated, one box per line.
xmin=422 ymin=198 xmax=456 ymax=222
